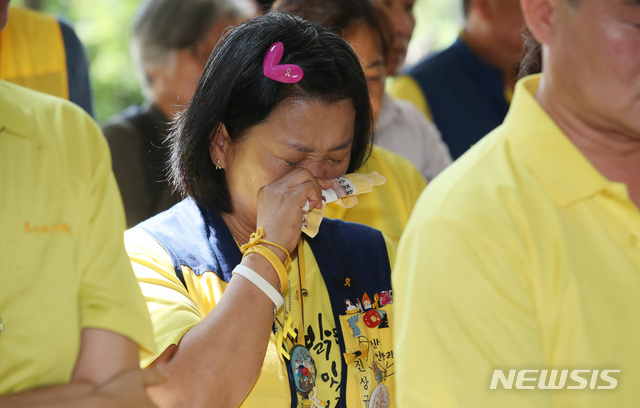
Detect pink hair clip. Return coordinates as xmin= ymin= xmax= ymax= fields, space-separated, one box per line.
xmin=263 ymin=41 xmax=303 ymax=84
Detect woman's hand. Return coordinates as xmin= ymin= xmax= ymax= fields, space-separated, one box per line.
xmin=256 ymin=167 xmax=333 ymax=255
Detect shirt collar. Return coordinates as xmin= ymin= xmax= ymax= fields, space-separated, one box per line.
xmin=506 ymin=74 xmax=611 ymax=207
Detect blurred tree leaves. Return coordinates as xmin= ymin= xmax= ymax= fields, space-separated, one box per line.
xmin=407 ymin=0 xmax=463 ymax=66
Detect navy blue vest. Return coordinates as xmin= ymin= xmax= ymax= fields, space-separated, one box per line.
xmin=136 ymin=198 xmax=392 ymax=407
xmin=406 ymin=36 xmax=510 ymax=159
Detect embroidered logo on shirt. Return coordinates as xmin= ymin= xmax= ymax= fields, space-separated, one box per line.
xmin=24 ymin=221 xmax=72 ymax=237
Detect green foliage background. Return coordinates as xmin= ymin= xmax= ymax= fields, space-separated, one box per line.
xmin=13 ymin=0 xmax=462 ymax=124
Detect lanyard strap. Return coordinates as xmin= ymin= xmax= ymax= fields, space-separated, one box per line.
xmin=297 ymin=238 xmax=306 ymax=346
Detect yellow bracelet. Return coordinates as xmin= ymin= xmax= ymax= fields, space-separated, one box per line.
xmin=240 ymin=227 xmax=292 ymax=268
xmin=243 ymin=244 xmax=289 ymax=291
xmin=240 ymin=228 xmax=291 ymax=290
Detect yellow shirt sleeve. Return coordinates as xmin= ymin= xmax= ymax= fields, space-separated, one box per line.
xmin=388 ymin=75 xmax=432 ymax=121
xmin=125 ymin=228 xmax=206 ymax=367
xmin=393 ymin=216 xmax=551 ymax=408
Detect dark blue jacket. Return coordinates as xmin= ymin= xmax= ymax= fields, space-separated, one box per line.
xmin=406 ymin=36 xmax=510 ymax=159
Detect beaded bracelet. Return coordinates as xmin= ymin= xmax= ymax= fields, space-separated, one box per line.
xmin=232 ymin=264 xmax=284 ymax=310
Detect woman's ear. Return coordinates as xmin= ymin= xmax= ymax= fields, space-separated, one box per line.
xmin=209 ymin=123 xmax=231 ymax=169
xmin=521 ymin=0 xmax=554 ymax=47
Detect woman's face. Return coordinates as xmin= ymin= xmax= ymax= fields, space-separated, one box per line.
xmin=345 ymin=21 xmax=386 ymax=124
xmin=216 ymin=97 xmax=356 ymax=228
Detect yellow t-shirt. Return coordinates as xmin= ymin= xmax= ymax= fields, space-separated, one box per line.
xmin=0 ymin=80 xmax=155 ymax=395
xmin=127 ymin=226 xmax=396 ymax=408
xmin=324 ymin=145 xmax=426 ymax=247
xmin=0 ymin=7 xmax=68 ymax=99
xmin=394 ymin=75 xmax=640 ymax=407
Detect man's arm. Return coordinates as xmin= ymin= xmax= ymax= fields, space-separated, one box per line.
xmin=0 ymin=328 xmax=163 ymax=408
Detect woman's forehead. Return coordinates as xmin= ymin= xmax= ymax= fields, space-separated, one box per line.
xmin=247 ymin=98 xmax=356 ymax=147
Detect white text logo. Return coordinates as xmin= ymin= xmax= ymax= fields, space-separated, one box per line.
xmin=489 ymin=369 xmax=620 ymax=390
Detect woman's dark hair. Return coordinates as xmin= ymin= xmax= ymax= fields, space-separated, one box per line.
xmin=272 ymin=0 xmax=395 ymax=71
xmin=168 ymin=11 xmax=373 ymax=214
xmin=518 ymin=25 xmax=542 ymax=79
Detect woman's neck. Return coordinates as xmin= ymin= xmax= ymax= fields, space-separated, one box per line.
xmin=221 ymin=213 xmax=255 ymax=247
xmin=221 ymin=212 xmax=299 ymax=258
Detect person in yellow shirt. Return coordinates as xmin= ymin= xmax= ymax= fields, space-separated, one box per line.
xmin=0 ymin=80 xmax=160 ymax=407
xmin=394 ymin=0 xmax=640 ymax=406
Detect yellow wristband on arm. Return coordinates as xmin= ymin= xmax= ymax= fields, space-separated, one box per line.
xmin=240 ymin=227 xmax=290 ymax=291
xmin=242 ymin=244 xmax=289 ymax=291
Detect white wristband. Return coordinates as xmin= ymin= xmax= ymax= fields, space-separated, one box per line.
xmin=232 ymin=264 xmax=284 ymax=310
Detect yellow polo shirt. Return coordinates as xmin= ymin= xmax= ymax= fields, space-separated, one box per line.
xmin=324 ymin=145 xmax=426 ymax=247
xmin=0 ymin=81 xmax=155 ymax=395
xmin=394 ymin=75 xmax=640 ymax=407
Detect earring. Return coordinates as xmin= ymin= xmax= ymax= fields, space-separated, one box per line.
xmin=215 ymin=159 xmax=221 ymax=170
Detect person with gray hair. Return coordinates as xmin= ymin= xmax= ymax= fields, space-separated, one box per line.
xmin=102 ymin=0 xmax=260 ymax=228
